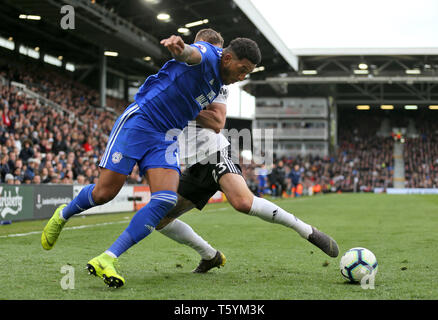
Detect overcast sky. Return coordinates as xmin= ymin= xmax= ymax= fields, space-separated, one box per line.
xmin=250 ymin=0 xmax=438 ymax=49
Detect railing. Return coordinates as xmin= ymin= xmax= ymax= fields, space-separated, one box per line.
xmin=273 ymin=128 xmax=328 ymax=139
xmin=256 ymin=106 xmax=328 ymax=117
xmin=273 ymin=141 xmax=329 ymax=157
xmin=256 ymin=97 xmax=329 ymax=118
xmin=9 ymin=80 xmax=82 ymax=125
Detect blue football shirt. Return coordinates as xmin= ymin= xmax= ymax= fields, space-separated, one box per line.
xmin=134 ymin=41 xmax=223 ymax=132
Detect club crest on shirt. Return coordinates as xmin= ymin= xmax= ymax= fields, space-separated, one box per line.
xmin=112 ymin=152 xmax=123 ymax=164
xmin=194 ymin=43 xmax=207 ymax=53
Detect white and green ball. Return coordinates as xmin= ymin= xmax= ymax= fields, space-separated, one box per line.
xmin=340 ymin=247 xmax=378 ymax=283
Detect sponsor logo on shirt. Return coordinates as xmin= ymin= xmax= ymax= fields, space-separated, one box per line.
xmin=195 ymin=89 xmax=217 ymax=108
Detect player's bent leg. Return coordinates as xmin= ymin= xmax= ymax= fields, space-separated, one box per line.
xmin=156 ymin=195 xmax=224 ymax=273
xmin=62 ymin=168 xmax=127 ymax=220
xmin=41 ymin=169 xmax=127 ymax=251
xmin=91 ymin=168 xmax=128 ymax=205
xmin=219 ymin=172 xmax=339 ymax=258
xmin=98 ymin=169 xmax=178 ymax=283
xmin=147 ymin=167 xmax=180 ymax=193
xmin=156 ymin=216 xmax=176 ymax=231
xmin=218 ymin=173 xmax=254 ymax=213
xmin=159 ymin=218 xmax=224 ymax=272
xmin=87 ymin=168 xmax=180 ymax=288
xmin=156 ymin=195 xmax=196 ymax=230
xmin=104 ymin=168 xmax=179 ymax=258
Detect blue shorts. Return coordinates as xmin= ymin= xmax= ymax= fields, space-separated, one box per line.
xmin=99 ymin=103 xmax=181 ymax=176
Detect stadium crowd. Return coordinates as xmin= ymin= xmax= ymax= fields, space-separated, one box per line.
xmin=0 ymin=59 xmax=144 ymax=186
xmin=242 ymin=125 xmax=396 ymax=197
xmin=1 ymin=59 xmax=437 ymax=194
xmin=403 ymin=118 xmax=438 ymax=188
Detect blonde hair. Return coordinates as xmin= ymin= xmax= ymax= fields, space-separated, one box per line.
xmin=194 ymin=28 xmax=224 ymax=48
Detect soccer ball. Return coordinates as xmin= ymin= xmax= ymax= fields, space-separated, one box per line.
xmin=340 ymin=247 xmax=378 ymax=283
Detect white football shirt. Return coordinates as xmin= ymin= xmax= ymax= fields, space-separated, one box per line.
xmin=178 ymin=86 xmax=230 ymax=166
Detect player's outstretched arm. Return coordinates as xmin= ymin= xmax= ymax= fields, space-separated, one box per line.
xmin=195 ymin=102 xmax=226 ymax=133
xmin=160 ymin=35 xmax=202 ymax=65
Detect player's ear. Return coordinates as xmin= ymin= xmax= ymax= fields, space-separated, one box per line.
xmin=221 ymin=51 xmax=234 ymax=66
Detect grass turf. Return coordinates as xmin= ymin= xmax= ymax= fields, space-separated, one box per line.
xmin=0 ymin=193 xmax=437 ymax=300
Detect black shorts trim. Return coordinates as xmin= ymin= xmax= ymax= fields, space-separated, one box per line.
xmin=178 ymin=151 xmax=242 ymax=210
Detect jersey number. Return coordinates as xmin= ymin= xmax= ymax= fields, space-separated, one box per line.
xmin=212 ymin=162 xmax=227 ymax=183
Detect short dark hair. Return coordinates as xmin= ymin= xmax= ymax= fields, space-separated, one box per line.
xmin=194 ymin=28 xmax=224 ymax=47
xmin=224 ymin=38 xmax=261 ymax=65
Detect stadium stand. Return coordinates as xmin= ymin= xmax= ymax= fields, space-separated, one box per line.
xmin=403 ymin=117 xmax=438 ymax=188
xmin=241 ymin=109 xmax=437 ymax=197
xmin=2 ymin=54 xmax=438 ymax=196
xmin=0 ymin=0 xmax=437 ymax=195
xmin=0 ymin=58 xmax=148 ymax=185
xmin=2 ymin=56 xmax=438 ymax=195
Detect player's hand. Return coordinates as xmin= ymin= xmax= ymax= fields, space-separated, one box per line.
xmin=160 ymin=35 xmax=185 ymax=56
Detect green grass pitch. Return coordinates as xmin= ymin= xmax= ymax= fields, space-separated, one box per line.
xmin=0 ymin=193 xmax=437 ymax=300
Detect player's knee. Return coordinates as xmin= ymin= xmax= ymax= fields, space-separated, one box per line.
xmin=230 ymin=195 xmax=252 ymax=214
xmin=91 ymin=187 xmax=118 ymax=205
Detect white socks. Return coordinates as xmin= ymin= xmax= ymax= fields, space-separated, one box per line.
xmin=105 ymin=250 xmax=117 ymax=258
xmin=158 ymin=197 xmax=313 ymax=261
xmin=158 ymin=219 xmax=217 ymax=260
xmin=248 ymin=196 xmax=313 ymax=239
xmin=59 ymin=209 xmax=67 ymax=221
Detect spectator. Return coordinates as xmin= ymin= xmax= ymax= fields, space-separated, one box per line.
xmin=75 ymin=174 xmax=86 ymax=185
xmin=267 ymin=163 xmax=277 ymax=196
xmin=32 ymin=174 xmax=41 ymax=184
xmin=24 ymin=159 xmax=37 ymax=180
xmin=7 ymin=151 xmax=17 ymax=171
xmin=255 ymin=164 xmax=268 ymax=195
xmin=288 ymin=164 xmax=302 ymax=197
xmin=19 ymin=139 xmax=34 ymax=162
xmin=0 ymin=154 xmax=11 ymax=182
xmin=53 ymin=132 xmax=68 ymax=154
xmin=5 ymin=173 xmax=14 ymax=184
xmin=273 ymin=160 xmax=287 ymax=198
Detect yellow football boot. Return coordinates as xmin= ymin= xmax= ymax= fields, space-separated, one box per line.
xmin=86 ymin=252 xmax=125 ymax=288
xmin=41 ymin=204 xmax=67 ymax=250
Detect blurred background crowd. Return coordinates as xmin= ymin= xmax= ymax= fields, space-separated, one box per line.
xmin=1 ymin=59 xmax=438 ymax=195
xmin=0 ymin=59 xmax=143 ymax=186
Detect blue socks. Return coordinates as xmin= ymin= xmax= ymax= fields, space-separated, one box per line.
xmin=106 ymin=230 xmax=135 ymax=258
xmin=62 ymin=184 xmax=96 ymax=220
xmin=62 ymin=187 xmax=178 ymax=258
xmin=107 ymin=191 xmax=178 ymax=257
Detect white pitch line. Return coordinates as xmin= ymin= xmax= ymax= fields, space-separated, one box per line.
xmin=0 ymin=209 xmax=227 ymax=239
xmin=0 ymin=220 xmax=129 ymax=239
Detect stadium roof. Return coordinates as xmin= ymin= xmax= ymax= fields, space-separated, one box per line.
xmin=238 ymin=0 xmax=438 ymax=57
xmin=235 ymin=0 xmax=438 ymax=105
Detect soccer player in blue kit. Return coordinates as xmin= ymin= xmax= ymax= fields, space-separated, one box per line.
xmin=152 ymin=30 xmax=337 ymax=275
xmin=41 ymin=33 xmax=261 ymax=288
